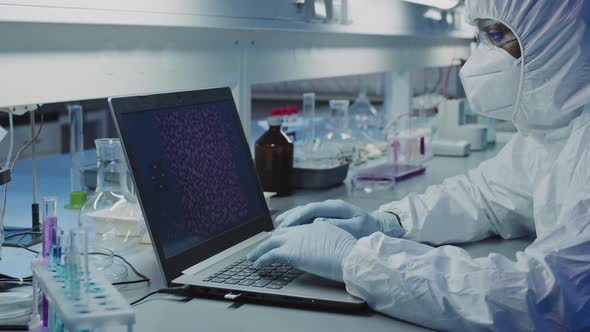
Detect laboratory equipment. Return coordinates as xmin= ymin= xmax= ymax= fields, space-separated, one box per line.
xmin=302 ymin=92 xmax=316 ymax=144
xmin=351 ymin=163 xmax=425 ymax=193
xmin=41 ymin=196 xmax=58 ymax=326
xmin=349 ymin=90 xmax=383 ymax=141
xmin=292 ymin=162 xmax=350 ymax=189
xmin=350 ymin=111 xmax=430 ymax=194
xmin=3 ymin=106 xmax=43 ymax=248
xmin=384 ymin=111 xmax=434 ymax=166
xmin=80 ymin=138 xmax=145 ymax=260
xmin=325 ymin=99 xmax=356 ymax=162
xmin=295 ymin=138 xmax=344 ymax=169
xmin=458 ymin=124 xmax=488 ymax=151
xmin=438 ymin=100 xmax=488 ymax=151
xmin=438 ymin=99 xmax=465 ymax=134
xmin=478 ymin=115 xmax=497 ymax=144
xmin=394 ymin=128 xmax=431 ymax=165
xmin=30 ymin=110 xmax=40 ymax=236
xmin=295 ymin=93 xmax=345 ymax=170
xmin=65 ymin=103 xmax=88 ymax=210
xmin=463 ymin=100 xmax=498 ymax=145
xmin=325 ymin=98 xmax=388 ymax=166
xmin=30 ymin=227 xmax=135 ymax=332
xmin=350 ymin=174 xmax=396 ymax=193
xmin=431 ymin=139 xmax=471 ymax=157
xmin=42 ymin=197 xmax=58 ymax=262
xmin=255 ymin=117 xmax=294 ymax=196
xmin=329 ymin=99 xmax=351 ymax=131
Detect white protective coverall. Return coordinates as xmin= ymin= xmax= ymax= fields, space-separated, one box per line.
xmin=342 ymin=1 xmax=590 ymax=331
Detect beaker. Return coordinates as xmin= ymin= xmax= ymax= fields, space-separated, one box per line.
xmin=295 ymin=93 xmax=344 ymax=169
xmin=326 ymin=100 xmax=356 ymax=162
xmin=80 ymin=139 xmax=145 ymax=256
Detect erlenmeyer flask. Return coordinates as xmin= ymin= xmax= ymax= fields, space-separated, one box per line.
xmin=325 ymin=100 xmax=356 ymax=162
xmin=350 ymin=90 xmax=383 ymax=141
xmin=80 ymin=139 xmax=145 ymax=255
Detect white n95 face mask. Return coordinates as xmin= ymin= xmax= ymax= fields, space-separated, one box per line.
xmin=460 ymin=44 xmax=522 ymax=121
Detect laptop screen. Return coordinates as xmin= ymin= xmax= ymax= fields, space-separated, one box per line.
xmin=119 ymin=99 xmax=268 ymax=259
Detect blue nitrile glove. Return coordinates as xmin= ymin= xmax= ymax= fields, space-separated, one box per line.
xmin=247 ymin=223 xmax=357 ymax=282
xmin=275 ymin=199 xmax=405 ymax=239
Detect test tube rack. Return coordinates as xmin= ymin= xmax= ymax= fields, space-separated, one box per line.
xmin=31 ymin=258 xmax=135 ymax=332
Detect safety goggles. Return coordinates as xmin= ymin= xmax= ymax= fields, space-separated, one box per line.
xmin=475 ymin=19 xmax=518 ymax=48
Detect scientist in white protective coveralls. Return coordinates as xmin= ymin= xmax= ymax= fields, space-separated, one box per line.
xmin=248 ymin=1 xmax=590 ymax=331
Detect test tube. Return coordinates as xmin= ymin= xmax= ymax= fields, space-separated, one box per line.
xmin=303 ymin=93 xmax=316 ymax=144
xmin=49 ymin=228 xmax=63 ymax=269
xmin=65 ymin=103 xmax=86 ymax=210
xmin=68 ymin=103 xmax=84 ymax=192
xmin=66 ymin=227 xmax=89 ymax=298
xmin=42 ymin=197 xmax=58 ymax=327
xmin=42 ymin=197 xmax=58 ymax=261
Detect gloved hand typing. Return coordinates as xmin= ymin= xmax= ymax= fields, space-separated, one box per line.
xmin=247 ymin=223 xmax=357 ymax=282
xmin=275 ymin=199 xmax=405 ymax=239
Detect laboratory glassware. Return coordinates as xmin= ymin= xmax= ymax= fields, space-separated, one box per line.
xmin=30 ymin=227 xmax=135 ymax=332
xmin=3 ymin=109 xmax=43 ymax=248
xmin=351 ymin=112 xmax=431 ymax=194
xmin=302 ymin=92 xmax=316 ymax=144
xmin=42 ymin=197 xmax=58 ymax=262
xmin=295 ymin=93 xmax=344 ymax=169
xmin=80 ymin=138 xmax=145 ymax=258
xmin=350 ymin=173 xmax=396 ymax=194
xmin=349 ymin=90 xmax=383 ymax=141
xmin=294 ymin=92 xmax=316 ymax=165
xmin=255 ymin=117 xmax=294 ymax=196
xmin=41 ymin=196 xmax=58 ymax=326
xmin=325 ymin=99 xmax=357 ymax=162
xmin=65 ymin=103 xmax=87 ymax=210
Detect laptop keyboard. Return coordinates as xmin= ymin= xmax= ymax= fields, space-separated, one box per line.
xmin=203 ymin=258 xmax=303 ymax=289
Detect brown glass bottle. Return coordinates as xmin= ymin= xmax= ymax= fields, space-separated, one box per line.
xmin=255 ymin=117 xmax=294 ymax=196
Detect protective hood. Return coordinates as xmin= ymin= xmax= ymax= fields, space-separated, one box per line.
xmin=464 ymin=0 xmax=590 ymax=137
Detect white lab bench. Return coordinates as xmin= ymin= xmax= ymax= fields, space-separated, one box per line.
xmin=0 ymin=139 xmax=532 ymax=331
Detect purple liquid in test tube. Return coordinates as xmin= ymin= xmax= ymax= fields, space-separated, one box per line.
xmin=42 ymin=196 xmax=58 ymax=327
xmin=42 ymin=217 xmax=57 ymax=261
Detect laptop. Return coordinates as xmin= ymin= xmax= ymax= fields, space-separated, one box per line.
xmin=108 ymin=88 xmax=366 ymax=311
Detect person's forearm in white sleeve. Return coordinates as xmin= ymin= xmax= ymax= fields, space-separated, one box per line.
xmin=380 ymin=135 xmax=535 ymax=246
xmin=343 ymin=178 xmax=590 ymax=331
